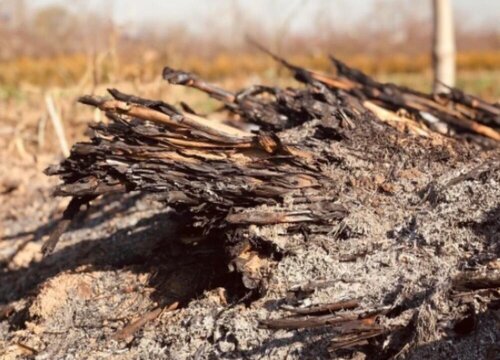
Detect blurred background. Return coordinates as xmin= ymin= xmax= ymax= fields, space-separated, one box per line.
xmin=0 ymin=0 xmax=499 ymax=161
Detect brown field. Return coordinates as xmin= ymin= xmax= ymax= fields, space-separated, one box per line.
xmin=2 ymin=50 xmax=500 ymax=87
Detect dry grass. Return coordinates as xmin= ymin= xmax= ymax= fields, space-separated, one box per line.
xmin=1 ymin=50 xmax=499 ymax=88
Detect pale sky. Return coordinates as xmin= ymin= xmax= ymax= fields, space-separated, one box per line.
xmin=28 ymin=0 xmax=500 ymax=34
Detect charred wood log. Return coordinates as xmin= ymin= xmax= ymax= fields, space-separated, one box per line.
xmin=45 ymin=53 xmax=498 ymax=293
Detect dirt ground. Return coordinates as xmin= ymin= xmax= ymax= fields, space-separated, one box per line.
xmin=1 ymin=114 xmax=499 ymax=359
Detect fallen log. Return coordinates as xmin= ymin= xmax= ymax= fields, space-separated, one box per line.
xmin=44 ymin=52 xmax=498 ymax=295
xmin=38 ymin=53 xmax=500 ymax=358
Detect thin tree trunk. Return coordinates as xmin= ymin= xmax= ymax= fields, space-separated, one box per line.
xmin=432 ymin=0 xmax=456 ymax=93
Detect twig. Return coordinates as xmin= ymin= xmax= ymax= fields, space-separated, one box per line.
xmin=259 ymin=313 xmax=358 ymax=330
xmin=45 ymin=92 xmax=70 ymax=157
xmin=281 ymin=299 xmax=359 ymax=315
xmin=79 ymin=94 xmax=252 ymax=144
xmin=111 ymin=302 xmax=178 ymax=340
xmin=37 ymin=115 xmax=47 ymax=151
xmin=16 ymin=342 xmax=39 ymax=355
xmin=42 ymin=195 xmax=96 ymax=255
xmin=446 ymin=159 xmax=499 ymax=188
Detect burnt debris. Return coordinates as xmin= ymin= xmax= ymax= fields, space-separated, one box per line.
xmin=42 ymin=49 xmax=498 ymax=312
